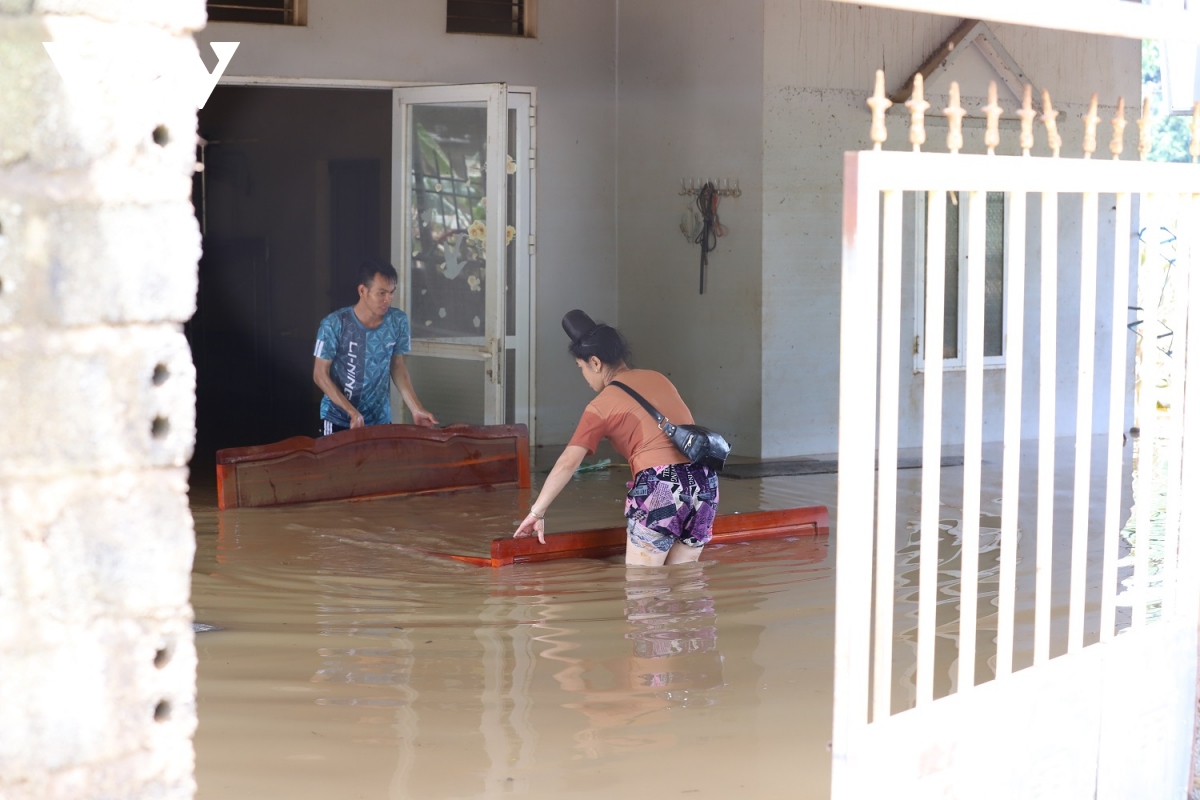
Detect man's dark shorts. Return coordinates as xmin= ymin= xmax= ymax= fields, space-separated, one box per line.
xmin=320 ymin=419 xmax=350 ymax=437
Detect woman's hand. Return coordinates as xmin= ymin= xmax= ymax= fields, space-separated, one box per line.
xmin=513 ymin=512 xmax=546 ymax=544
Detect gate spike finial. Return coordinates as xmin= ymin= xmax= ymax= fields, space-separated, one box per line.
xmin=1082 ymin=94 xmax=1099 ymax=159
xmin=1111 ymin=97 xmax=1127 ymax=160
xmin=1189 ymin=102 xmax=1200 ymax=163
xmin=1041 ymin=89 xmax=1061 ymax=158
xmin=1017 ymin=85 xmax=1037 ymax=155
xmin=905 ymin=72 xmax=931 ymax=152
xmin=867 ymin=69 xmax=892 ymax=151
xmin=1137 ymin=97 xmax=1152 ymax=160
xmin=982 ymin=81 xmax=1003 ymax=155
xmin=944 ymin=81 xmax=966 ymax=154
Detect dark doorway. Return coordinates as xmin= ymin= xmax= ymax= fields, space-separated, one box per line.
xmin=329 ymin=158 xmax=383 ymax=307
xmin=189 ymin=86 xmax=393 ymax=471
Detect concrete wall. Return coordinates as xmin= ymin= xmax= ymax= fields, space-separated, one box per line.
xmin=837 ymin=618 xmax=1198 ymax=797
xmin=196 ymin=0 xmax=618 ymax=445
xmin=615 ymin=0 xmax=766 ymax=456
xmin=761 ymin=1 xmax=1141 ymax=456
xmin=0 ymin=2 xmax=201 ymax=797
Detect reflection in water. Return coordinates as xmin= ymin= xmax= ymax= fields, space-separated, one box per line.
xmin=542 ymin=565 xmax=725 ymax=758
xmin=624 ymin=566 xmax=723 ymax=702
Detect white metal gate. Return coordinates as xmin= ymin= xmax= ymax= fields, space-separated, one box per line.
xmin=833 ymin=77 xmax=1200 ymax=798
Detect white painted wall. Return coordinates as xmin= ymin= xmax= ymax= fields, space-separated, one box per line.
xmin=762 ymin=1 xmax=1141 ymax=456
xmin=197 ymin=0 xmax=618 ymax=445
xmin=616 ymin=0 xmax=766 ymax=456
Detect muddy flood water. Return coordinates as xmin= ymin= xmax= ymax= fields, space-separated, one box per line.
xmin=190 ymin=437 xmax=1133 ymax=799
xmin=191 ymin=455 xmax=839 ymax=800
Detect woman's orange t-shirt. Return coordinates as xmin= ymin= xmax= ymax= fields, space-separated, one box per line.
xmin=567 ymin=369 xmax=694 ymax=476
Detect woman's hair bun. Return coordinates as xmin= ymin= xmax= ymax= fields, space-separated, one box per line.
xmin=562 ymin=309 xmax=599 ymax=343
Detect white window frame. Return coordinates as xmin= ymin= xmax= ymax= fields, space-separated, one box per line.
xmin=913 ymin=190 xmax=1010 ymax=372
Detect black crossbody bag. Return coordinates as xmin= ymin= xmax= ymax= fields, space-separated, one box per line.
xmin=610 ymin=381 xmax=731 ymax=470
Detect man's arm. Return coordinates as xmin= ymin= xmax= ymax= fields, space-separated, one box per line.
xmin=313 ymin=357 xmax=365 ymax=428
xmin=390 ymin=355 xmax=437 ymax=427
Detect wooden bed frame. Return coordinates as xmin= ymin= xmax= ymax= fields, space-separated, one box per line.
xmin=215 ymin=423 xmax=531 ymax=510
xmin=430 ymin=505 xmax=831 ymax=567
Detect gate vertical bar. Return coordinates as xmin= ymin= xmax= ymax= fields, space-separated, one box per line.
xmin=1177 ymin=193 xmax=1200 ymax=632
xmin=1100 ymin=191 xmax=1132 ymax=642
xmin=1169 ymin=192 xmax=1200 ymax=796
xmin=832 ymin=152 xmax=881 ymax=789
xmin=1069 ymin=192 xmax=1100 ymax=653
xmin=1133 ymin=197 xmax=1159 ymax=629
xmin=1035 ymin=190 xmax=1059 ymax=664
xmin=1167 ymin=193 xmax=1200 ymax=618
xmin=872 ymin=189 xmax=904 ymax=721
xmin=1159 ymin=198 xmax=1184 ymax=618
xmin=996 ymin=191 xmax=1027 ymax=678
xmin=918 ymin=189 xmax=947 ymax=706
xmin=958 ymin=191 xmax=987 ymax=692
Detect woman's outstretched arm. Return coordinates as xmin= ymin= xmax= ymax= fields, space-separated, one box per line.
xmin=513 ymin=445 xmax=589 ymax=544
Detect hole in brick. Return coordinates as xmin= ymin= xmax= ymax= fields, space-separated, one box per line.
xmin=152 ymin=363 xmax=170 ymax=386
xmin=154 ymin=700 xmax=171 ymax=722
xmin=154 ymin=643 xmax=172 ymax=669
xmin=151 ymin=416 xmax=170 ymax=439
xmin=152 ymin=125 xmax=170 ymax=146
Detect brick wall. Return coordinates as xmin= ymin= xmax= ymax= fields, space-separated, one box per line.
xmin=0 ymin=1 xmax=204 ymax=796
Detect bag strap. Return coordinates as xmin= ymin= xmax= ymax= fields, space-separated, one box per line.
xmin=609 ymin=381 xmax=671 ymax=430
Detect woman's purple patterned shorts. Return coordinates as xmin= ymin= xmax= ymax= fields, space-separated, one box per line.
xmin=624 ymin=462 xmax=720 ymax=550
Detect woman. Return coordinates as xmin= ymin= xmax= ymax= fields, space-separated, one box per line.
xmin=513 ymin=310 xmax=719 ymax=566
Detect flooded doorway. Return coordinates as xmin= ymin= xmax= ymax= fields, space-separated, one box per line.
xmin=189 ymin=84 xmax=536 ymax=470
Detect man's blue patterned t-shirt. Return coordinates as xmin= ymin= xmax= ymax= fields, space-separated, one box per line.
xmin=313 ymin=306 xmax=411 ymax=426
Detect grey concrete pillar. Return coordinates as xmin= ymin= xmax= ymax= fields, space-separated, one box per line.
xmin=0 ymin=1 xmax=203 ymax=797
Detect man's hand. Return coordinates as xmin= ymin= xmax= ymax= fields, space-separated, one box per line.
xmin=411 ymin=408 xmax=438 ymax=427
xmin=513 ymin=512 xmax=546 ymax=545
xmin=349 ymin=411 xmax=366 ymax=429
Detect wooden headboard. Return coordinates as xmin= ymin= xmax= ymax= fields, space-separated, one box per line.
xmin=215 ymin=423 xmax=530 ymax=509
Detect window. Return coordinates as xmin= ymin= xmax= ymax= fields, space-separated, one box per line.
xmin=447 ymin=0 xmax=535 ymax=37
xmin=913 ymin=191 xmax=1007 ymax=369
xmin=206 ymin=0 xmax=306 ymax=25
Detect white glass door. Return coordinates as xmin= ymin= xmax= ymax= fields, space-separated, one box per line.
xmin=392 ymin=84 xmax=508 ymax=425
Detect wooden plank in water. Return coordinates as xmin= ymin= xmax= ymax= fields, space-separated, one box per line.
xmin=215 ymin=423 xmax=530 ymax=509
xmin=482 ymin=505 xmax=830 ymax=567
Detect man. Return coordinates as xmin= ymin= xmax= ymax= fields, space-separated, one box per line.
xmin=313 ymin=259 xmax=437 ymax=435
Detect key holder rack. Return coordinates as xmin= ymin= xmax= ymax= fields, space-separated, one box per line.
xmin=680 ymin=177 xmax=742 ymax=198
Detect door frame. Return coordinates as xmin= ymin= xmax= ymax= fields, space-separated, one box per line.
xmin=213 ymin=76 xmax=538 ymax=444
xmin=393 ymin=83 xmax=508 ymax=424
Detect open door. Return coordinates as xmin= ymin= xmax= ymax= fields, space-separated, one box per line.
xmin=391 ymin=84 xmax=509 ymax=425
